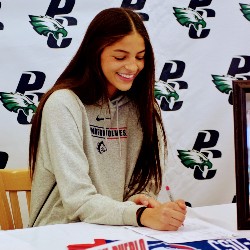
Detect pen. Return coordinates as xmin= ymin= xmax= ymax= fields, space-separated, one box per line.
xmin=166 ymin=185 xmax=174 ymax=202
xmin=166 ymin=185 xmax=185 ymax=226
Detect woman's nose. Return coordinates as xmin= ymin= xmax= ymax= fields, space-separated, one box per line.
xmin=124 ymin=60 xmax=138 ymax=71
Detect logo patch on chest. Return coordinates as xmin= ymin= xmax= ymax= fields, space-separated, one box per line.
xmin=96 ymin=141 xmax=107 ymax=154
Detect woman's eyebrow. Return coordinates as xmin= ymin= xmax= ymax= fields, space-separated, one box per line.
xmin=113 ymin=49 xmax=145 ymax=54
xmin=137 ymin=50 xmax=146 ymax=54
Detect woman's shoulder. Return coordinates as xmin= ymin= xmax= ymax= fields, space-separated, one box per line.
xmin=48 ymin=89 xmax=77 ymax=102
xmin=44 ymin=89 xmax=83 ymax=112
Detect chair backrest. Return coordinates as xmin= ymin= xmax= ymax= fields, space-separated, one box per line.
xmin=0 ymin=169 xmax=31 ymax=230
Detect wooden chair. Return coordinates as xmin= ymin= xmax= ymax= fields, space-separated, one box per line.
xmin=0 ymin=169 xmax=31 ymax=230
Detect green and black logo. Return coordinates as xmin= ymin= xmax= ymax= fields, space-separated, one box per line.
xmin=29 ymin=15 xmax=68 ymax=41
xmin=240 ymin=3 xmax=250 ymax=22
xmin=173 ymin=7 xmax=206 ymax=34
xmin=212 ymin=74 xmax=237 ymax=105
xmin=212 ymin=55 xmax=250 ymax=104
xmin=177 ymin=130 xmax=221 ymax=180
xmin=173 ymin=0 xmax=215 ymax=39
xmin=178 ymin=149 xmax=214 ymax=180
xmin=0 ymin=71 xmax=45 ymax=124
xmin=29 ymin=0 xmax=77 ymax=48
xmin=154 ymin=80 xmax=179 ymax=110
xmin=0 ymin=92 xmax=37 ymax=123
xmin=156 ymin=60 xmax=188 ymax=111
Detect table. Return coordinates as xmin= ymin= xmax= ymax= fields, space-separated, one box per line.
xmin=0 ymin=203 xmax=249 ymax=250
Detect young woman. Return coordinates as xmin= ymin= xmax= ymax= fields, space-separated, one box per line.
xmin=29 ymin=7 xmax=186 ymax=231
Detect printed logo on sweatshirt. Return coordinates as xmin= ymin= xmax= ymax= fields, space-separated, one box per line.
xmin=96 ymin=141 xmax=107 ymax=154
xmin=90 ymin=125 xmax=127 ymax=139
xmin=96 ymin=115 xmax=111 ymax=122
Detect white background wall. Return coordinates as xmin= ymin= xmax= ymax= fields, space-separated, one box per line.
xmin=1 ymin=0 xmax=247 ymax=212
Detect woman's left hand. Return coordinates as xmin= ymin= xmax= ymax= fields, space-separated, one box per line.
xmin=133 ymin=194 xmax=161 ymax=208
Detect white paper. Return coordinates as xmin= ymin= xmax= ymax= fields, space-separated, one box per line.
xmin=125 ymin=217 xmax=238 ymax=243
xmin=0 ymin=231 xmax=35 ymax=250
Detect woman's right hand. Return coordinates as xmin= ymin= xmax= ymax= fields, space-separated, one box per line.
xmin=139 ymin=200 xmax=186 ymax=231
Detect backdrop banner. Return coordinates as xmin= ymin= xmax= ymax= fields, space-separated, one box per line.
xmin=0 ymin=0 xmax=246 ymax=207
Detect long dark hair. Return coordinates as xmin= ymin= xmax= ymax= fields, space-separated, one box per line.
xmin=29 ymin=7 xmax=166 ymax=199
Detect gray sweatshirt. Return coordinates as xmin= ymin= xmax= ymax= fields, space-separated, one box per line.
xmin=29 ymin=89 xmax=165 ymax=227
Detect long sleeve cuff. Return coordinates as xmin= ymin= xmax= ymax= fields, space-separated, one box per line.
xmin=122 ymin=204 xmax=144 ymax=226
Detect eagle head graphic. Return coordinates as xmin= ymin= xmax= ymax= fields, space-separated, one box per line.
xmin=0 ymin=92 xmax=37 ymax=122
xmin=173 ymin=7 xmax=206 ymax=32
xmin=154 ymin=80 xmax=179 ymax=109
xmin=177 ymin=149 xmax=213 ymax=172
xmin=29 ymin=15 xmax=68 ymax=40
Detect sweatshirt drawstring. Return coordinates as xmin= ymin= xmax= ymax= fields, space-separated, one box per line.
xmin=116 ymin=100 xmax=122 ymax=157
xmin=104 ymin=108 xmax=108 ymax=144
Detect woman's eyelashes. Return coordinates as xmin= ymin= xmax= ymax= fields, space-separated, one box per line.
xmin=114 ymin=57 xmax=125 ymax=60
xmin=114 ymin=56 xmax=145 ymax=61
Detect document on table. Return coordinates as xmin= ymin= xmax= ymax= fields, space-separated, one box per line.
xmin=125 ymin=217 xmax=238 ymax=243
xmin=0 ymin=231 xmax=35 ymax=250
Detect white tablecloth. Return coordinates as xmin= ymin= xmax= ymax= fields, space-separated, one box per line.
xmin=0 ymin=203 xmax=249 ymax=250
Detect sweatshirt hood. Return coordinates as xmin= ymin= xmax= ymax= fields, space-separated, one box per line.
xmin=108 ymin=95 xmax=130 ymax=109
